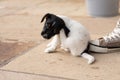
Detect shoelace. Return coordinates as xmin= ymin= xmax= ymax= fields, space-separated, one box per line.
xmin=103 ymin=19 xmax=120 ymax=43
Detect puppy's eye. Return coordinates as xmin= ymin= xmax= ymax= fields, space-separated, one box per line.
xmin=46 ymin=23 xmax=50 ymax=27
xmin=47 ymin=24 xmax=51 ymax=27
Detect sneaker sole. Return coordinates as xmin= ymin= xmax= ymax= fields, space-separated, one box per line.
xmin=89 ymin=44 xmax=120 ymax=53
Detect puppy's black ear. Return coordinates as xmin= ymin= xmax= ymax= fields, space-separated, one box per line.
xmin=63 ymin=26 xmax=70 ymax=37
xmin=41 ymin=13 xmax=51 ymax=23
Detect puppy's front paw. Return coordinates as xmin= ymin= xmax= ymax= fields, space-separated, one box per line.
xmin=60 ymin=44 xmax=69 ymax=52
xmin=60 ymin=46 xmax=69 ymax=52
xmin=44 ymin=46 xmax=56 ymax=53
xmin=47 ymin=42 xmax=52 ymax=47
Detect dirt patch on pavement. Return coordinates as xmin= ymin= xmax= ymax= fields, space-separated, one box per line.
xmin=0 ymin=40 xmax=37 ymax=67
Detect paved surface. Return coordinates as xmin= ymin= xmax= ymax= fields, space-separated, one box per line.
xmin=0 ymin=0 xmax=120 ymax=80
xmin=0 ymin=69 xmax=70 ymax=80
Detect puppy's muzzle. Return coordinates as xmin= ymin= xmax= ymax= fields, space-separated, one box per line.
xmin=41 ymin=31 xmax=50 ymax=39
xmin=42 ymin=34 xmax=49 ymax=39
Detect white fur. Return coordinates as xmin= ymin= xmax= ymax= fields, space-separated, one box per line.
xmin=44 ymin=15 xmax=95 ymax=64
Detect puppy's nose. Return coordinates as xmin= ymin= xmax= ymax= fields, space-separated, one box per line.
xmin=42 ymin=34 xmax=48 ymax=39
xmin=41 ymin=31 xmax=45 ymax=35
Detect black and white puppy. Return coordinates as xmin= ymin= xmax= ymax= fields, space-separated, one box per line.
xmin=41 ymin=13 xmax=95 ymax=64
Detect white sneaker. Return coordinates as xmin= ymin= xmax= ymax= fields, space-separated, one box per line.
xmin=90 ymin=19 xmax=120 ymax=53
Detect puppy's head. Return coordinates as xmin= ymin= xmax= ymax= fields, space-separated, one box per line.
xmin=41 ymin=13 xmax=65 ymax=39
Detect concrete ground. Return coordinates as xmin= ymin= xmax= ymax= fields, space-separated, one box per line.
xmin=0 ymin=0 xmax=120 ymax=80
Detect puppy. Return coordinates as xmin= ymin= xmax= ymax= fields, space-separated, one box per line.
xmin=41 ymin=13 xmax=95 ymax=64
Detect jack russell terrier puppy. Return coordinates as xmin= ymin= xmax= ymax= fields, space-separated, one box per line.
xmin=41 ymin=13 xmax=95 ymax=64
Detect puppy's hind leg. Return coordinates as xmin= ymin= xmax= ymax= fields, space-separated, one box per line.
xmin=81 ymin=53 xmax=95 ymax=64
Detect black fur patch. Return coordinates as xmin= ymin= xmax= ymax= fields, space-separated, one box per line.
xmin=41 ymin=13 xmax=70 ymax=39
xmin=63 ymin=25 xmax=70 ymax=37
